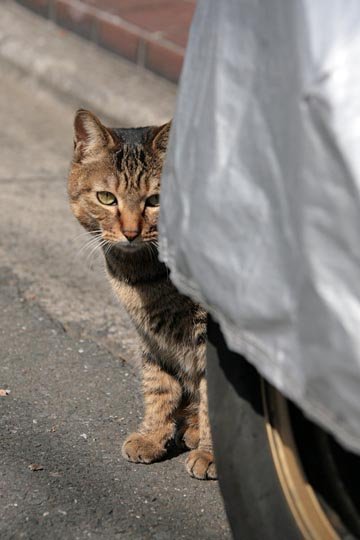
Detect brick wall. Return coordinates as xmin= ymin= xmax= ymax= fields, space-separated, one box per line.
xmin=15 ymin=0 xmax=196 ymax=82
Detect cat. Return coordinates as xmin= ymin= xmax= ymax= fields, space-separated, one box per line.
xmin=68 ymin=109 xmax=216 ymax=480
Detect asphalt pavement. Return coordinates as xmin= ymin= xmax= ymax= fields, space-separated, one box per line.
xmin=0 ymin=3 xmax=231 ymax=539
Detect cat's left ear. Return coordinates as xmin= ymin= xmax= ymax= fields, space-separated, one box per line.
xmin=151 ymin=121 xmax=172 ymax=153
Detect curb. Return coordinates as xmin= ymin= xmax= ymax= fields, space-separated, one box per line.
xmin=0 ymin=1 xmax=176 ymax=127
xmin=15 ymin=0 xmax=192 ymax=83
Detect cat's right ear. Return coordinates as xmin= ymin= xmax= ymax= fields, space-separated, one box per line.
xmin=73 ymin=109 xmax=117 ymax=162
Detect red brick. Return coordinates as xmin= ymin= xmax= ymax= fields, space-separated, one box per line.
xmin=163 ymin=25 xmax=191 ymax=49
xmin=97 ymin=19 xmax=140 ymax=63
xmin=121 ymin=2 xmax=195 ymax=34
xmin=145 ymin=39 xmax=184 ymax=83
xmin=53 ymin=0 xmax=95 ymax=40
xmin=16 ymin=0 xmax=194 ymax=83
xmin=81 ymin=0 xmax=169 ymax=17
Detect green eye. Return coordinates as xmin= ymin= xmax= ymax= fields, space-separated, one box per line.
xmin=146 ymin=194 xmax=160 ymax=207
xmin=97 ymin=191 xmax=117 ymax=205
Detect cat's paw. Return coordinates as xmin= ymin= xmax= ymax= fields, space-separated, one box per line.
xmin=185 ymin=449 xmax=217 ymax=480
xmin=122 ymin=432 xmax=166 ymax=464
xmin=179 ymin=425 xmax=200 ymax=450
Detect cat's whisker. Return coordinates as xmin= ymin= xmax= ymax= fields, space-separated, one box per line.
xmin=78 ymin=243 xmax=100 ymax=260
xmin=79 ymin=234 xmax=103 ymax=256
xmin=74 ymin=232 xmax=104 ymax=257
xmin=79 ymin=232 xmax=101 ymax=245
xmin=151 ymin=243 xmax=158 ymax=261
xmin=79 ymin=238 xmax=98 ymax=252
xmin=144 ymin=242 xmax=155 ymax=261
xmin=87 ymin=238 xmax=107 ymax=259
xmin=74 ymin=241 xmax=100 ymax=262
xmin=86 ymin=244 xmax=105 ymax=265
xmin=146 ymin=240 xmax=159 ymax=262
xmin=80 ymin=236 xmax=108 ymax=264
xmin=104 ymin=242 xmax=114 ymax=257
xmin=72 ymin=229 xmax=102 ymax=241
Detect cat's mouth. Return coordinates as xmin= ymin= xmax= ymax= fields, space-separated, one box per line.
xmin=114 ymin=240 xmax=145 ymax=253
xmin=102 ymin=235 xmax=157 ymax=255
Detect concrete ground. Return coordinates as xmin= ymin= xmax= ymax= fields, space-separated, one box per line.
xmin=0 ymin=3 xmax=231 ymax=539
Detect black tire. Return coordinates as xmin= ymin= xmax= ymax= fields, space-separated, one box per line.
xmin=207 ymin=318 xmax=302 ymax=540
xmin=207 ymin=317 xmax=360 ymax=540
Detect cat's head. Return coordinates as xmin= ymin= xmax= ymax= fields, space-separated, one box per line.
xmin=68 ymin=109 xmax=170 ymax=254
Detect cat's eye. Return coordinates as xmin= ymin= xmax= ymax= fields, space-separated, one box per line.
xmin=97 ymin=191 xmax=117 ymax=206
xmin=146 ymin=194 xmax=160 ymax=207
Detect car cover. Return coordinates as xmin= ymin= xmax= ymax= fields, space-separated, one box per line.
xmin=159 ymin=0 xmax=360 ymax=453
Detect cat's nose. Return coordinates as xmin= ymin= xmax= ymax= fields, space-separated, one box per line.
xmin=123 ymin=229 xmax=140 ymax=242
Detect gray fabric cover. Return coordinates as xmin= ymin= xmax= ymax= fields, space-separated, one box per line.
xmin=159 ymin=0 xmax=360 ymax=453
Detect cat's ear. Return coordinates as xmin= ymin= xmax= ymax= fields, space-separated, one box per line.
xmin=151 ymin=121 xmax=171 ymax=153
xmin=73 ymin=109 xmax=117 ymax=162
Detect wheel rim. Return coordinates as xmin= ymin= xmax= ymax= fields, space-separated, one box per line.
xmin=261 ymin=381 xmax=341 ymax=540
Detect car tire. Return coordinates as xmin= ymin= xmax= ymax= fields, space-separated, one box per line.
xmin=207 ymin=317 xmax=358 ymax=540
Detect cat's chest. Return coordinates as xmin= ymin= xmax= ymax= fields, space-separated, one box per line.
xmin=109 ymin=276 xmax=205 ymax=375
xmin=109 ymin=276 xmax=169 ymax=324
xmin=110 ymin=278 xmax=142 ymax=314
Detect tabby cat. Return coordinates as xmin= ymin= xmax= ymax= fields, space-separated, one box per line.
xmin=68 ymin=110 xmax=216 ymax=480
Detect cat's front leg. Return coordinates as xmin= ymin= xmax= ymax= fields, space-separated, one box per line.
xmin=122 ymin=356 xmax=182 ymax=464
xmin=185 ymin=377 xmax=217 ymax=480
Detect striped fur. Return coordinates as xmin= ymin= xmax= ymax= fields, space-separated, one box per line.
xmin=68 ymin=110 xmax=216 ymax=480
